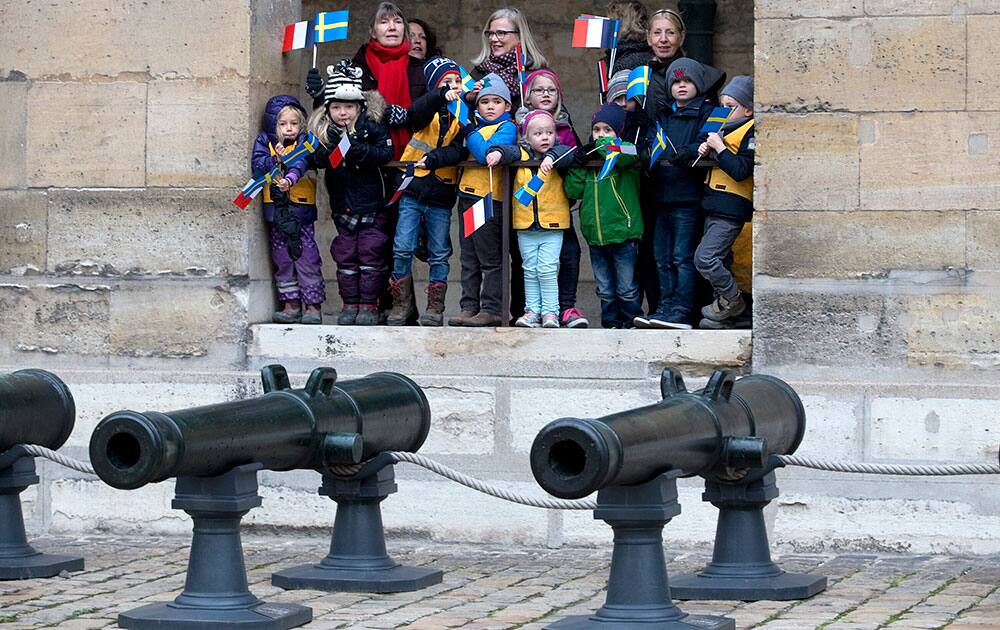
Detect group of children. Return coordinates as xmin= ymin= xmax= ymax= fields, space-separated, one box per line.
xmin=253 ymin=54 xmax=754 ymax=330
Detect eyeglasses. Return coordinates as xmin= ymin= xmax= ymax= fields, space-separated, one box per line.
xmin=530 ymin=88 xmax=558 ymax=95
xmin=484 ymin=29 xmax=518 ymax=39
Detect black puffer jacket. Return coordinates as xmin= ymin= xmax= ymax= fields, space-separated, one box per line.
xmin=644 ymin=94 xmax=714 ymax=207
xmin=396 ymin=87 xmax=469 ymax=208
xmin=603 ymin=39 xmax=654 ymax=76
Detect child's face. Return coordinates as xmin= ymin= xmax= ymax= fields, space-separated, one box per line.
xmin=438 ymin=72 xmax=461 ymax=91
xmin=525 ymin=118 xmax=556 ymax=153
xmin=720 ymin=94 xmax=752 ymax=117
xmin=671 ymin=78 xmax=697 ymax=104
xmin=276 ymin=109 xmax=302 ymax=142
xmin=477 ymin=95 xmax=510 ymax=121
xmin=527 ymin=76 xmax=558 ymax=113
xmin=327 ymin=102 xmax=360 ymax=128
xmin=612 ymin=95 xmax=626 ymax=107
xmin=592 ymin=122 xmax=617 ymax=141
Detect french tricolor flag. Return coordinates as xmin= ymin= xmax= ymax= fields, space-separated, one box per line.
xmin=327 ymin=132 xmax=352 ymax=169
xmin=462 ymin=193 xmax=493 ymax=238
xmin=282 ymin=20 xmax=314 ymax=53
xmin=572 ymin=17 xmax=618 ymax=49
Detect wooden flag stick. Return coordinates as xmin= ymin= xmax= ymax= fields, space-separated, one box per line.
xmin=312 ymin=44 xmax=317 ymax=69
xmin=633 ymin=95 xmax=647 ymax=145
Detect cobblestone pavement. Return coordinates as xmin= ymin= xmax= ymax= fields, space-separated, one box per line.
xmin=0 ymin=534 xmax=997 ymax=629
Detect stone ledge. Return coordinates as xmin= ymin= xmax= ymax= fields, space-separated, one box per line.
xmin=247 ymin=325 xmax=752 ymax=379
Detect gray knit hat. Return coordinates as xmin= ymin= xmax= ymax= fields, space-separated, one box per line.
xmin=476 ymin=73 xmax=512 ymax=106
xmin=665 ymin=57 xmax=724 ymax=96
xmin=721 ymin=75 xmax=754 ymax=110
xmin=324 ymin=59 xmax=365 ymax=104
xmin=606 ymin=69 xmax=630 ymax=103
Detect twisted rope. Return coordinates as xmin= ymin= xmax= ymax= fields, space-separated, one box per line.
xmin=20 ymin=444 xmax=95 ymax=475
xmin=774 ymin=454 xmax=1000 ymax=476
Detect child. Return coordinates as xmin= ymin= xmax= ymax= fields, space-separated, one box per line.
xmin=565 ymin=103 xmax=644 ymax=328
xmin=489 ymin=110 xmax=572 ymax=328
xmin=441 ymin=73 xmax=517 ymax=327
xmin=635 ymin=57 xmax=724 ymax=330
xmin=252 ymin=95 xmax=325 ymax=325
xmin=606 ymin=68 xmax=650 ymax=142
xmin=308 ymin=60 xmax=393 ymax=326
xmin=386 ymin=56 xmax=468 ymax=327
xmin=514 ymin=69 xmax=588 ymax=328
xmin=695 ymin=75 xmax=755 ymax=325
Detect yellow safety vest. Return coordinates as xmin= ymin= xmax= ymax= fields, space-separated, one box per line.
xmin=513 ymin=148 xmax=570 ymax=230
xmin=262 ymin=141 xmax=317 ymax=205
xmin=705 ymin=120 xmax=754 ymax=202
xmin=459 ymin=121 xmax=514 ymax=199
xmin=400 ymin=112 xmax=461 ymax=184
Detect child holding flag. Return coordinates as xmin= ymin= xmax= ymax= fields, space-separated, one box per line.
xmin=565 ymin=103 xmax=643 ymax=329
xmin=695 ymin=76 xmax=755 ymax=326
xmin=385 ymin=56 xmax=468 ymax=327
xmin=635 ymin=57 xmax=724 ymax=330
xmin=308 ymin=60 xmax=394 ymax=326
xmin=488 ymin=110 xmax=573 ymax=329
xmin=440 ymin=73 xmax=517 ymax=327
xmin=252 ymin=95 xmax=325 ymax=325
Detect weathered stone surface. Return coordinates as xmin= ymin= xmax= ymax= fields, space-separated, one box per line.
xmin=756 ymin=0 xmax=863 ymax=18
xmin=864 ymin=0 xmax=974 ymax=14
xmin=420 ymin=383 xmax=497 ymax=456
xmin=967 ymin=211 xmax=1000 ymax=271
xmin=860 ymin=113 xmax=1000 ymax=210
xmin=869 ymin=397 xmax=999 ymax=463
xmin=0 ymin=190 xmax=47 ymax=273
xmin=51 ymin=479 xmax=186 ymax=534
xmin=0 ymin=0 xmax=252 ymax=79
xmin=756 ymin=18 xmax=965 ymax=112
xmin=26 ymin=82 xmax=146 ymax=187
xmin=108 ymin=282 xmax=246 ymax=358
xmin=0 ymin=78 xmax=27 ymax=189
xmin=46 ymin=189 xmax=249 ymax=277
xmin=796 ymin=395 xmax=862 ymax=460
xmin=147 ymin=80 xmax=250 ymax=186
xmin=756 ymin=114 xmax=860 ymax=211
xmin=0 ymin=282 xmax=110 ymax=356
xmin=754 ymin=211 xmax=966 ymax=277
xmin=904 ymin=292 xmax=1000 ymax=369
xmin=968 ymin=15 xmax=1000 ymax=110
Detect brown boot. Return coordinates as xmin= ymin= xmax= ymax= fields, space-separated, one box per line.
xmin=418 ymin=282 xmax=447 ymax=327
xmin=386 ymin=275 xmax=416 ymax=326
xmin=448 ymin=310 xmax=479 ymax=326
xmin=463 ymin=311 xmax=503 ymax=327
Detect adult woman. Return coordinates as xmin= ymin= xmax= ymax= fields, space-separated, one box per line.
xmin=604 ymin=1 xmax=653 ymax=75
xmin=646 ymin=9 xmax=686 ymax=114
xmin=469 ymin=7 xmax=548 ymax=110
xmin=407 ymin=18 xmax=441 ymax=60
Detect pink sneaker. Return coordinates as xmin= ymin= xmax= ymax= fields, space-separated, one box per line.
xmin=560 ymin=307 xmax=589 ymax=328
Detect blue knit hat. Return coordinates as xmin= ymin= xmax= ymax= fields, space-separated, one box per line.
xmin=476 ymin=73 xmax=512 ymax=106
xmin=591 ymin=102 xmax=626 ymax=136
xmin=423 ymin=56 xmax=460 ymax=89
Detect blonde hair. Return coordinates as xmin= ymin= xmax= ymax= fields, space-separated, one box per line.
xmin=274 ymin=105 xmax=306 ymax=139
xmin=525 ymin=72 xmax=563 ymax=120
xmin=472 ymin=7 xmax=548 ymax=68
xmin=369 ymin=2 xmax=410 ymax=41
xmin=650 ymin=8 xmax=685 ymax=34
xmin=608 ymin=1 xmax=649 ymax=43
xmin=307 ymin=104 xmax=358 ymax=146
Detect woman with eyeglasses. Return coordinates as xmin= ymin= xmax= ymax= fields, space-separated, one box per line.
xmin=468 ymin=8 xmax=548 ymax=111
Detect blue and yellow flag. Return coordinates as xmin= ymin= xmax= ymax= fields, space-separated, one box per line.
xmin=626 ymin=65 xmax=650 ymax=101
xmin=514 ymin=174 xmax=545 ymax=206
xmin=597 ymin=151 xmax=619 ymax=181
xmin=457 ymin=65 xmax=475 ymax=93
xmin=700 ymin=106 xmax=734 ymax=134
xmin=649 ymin=123 xmax=667 ymax=168
xmin=314 ymin=11 xmax=349 ymax=44
xmin=279 ymin=132 xmax=319 ymax=168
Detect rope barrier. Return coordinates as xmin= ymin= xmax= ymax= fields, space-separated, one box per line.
xmin=773 ymin=454 xmax=1000 ymax=476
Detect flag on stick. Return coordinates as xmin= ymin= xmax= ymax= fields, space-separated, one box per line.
xmin=597 ymin=151 xmax=619 ymax=181
xmin=649 ymin=123 xmax=668 ymax=168
xmin=700 ymin=107 xmax=735 ymax=134
xmin=458 ymin=65 xmax=475 ymax=93
xmin=387 ymin=164 xmax=416 ymax=205
xmin=462 ymin=193 xmax=494 ymax=237
xmin=572 ymin=16 xmax=618 ymax=48
xmin=597 ymin=59 xmax=609 ymax=94
xmin=605 ymin=139 xmax=637 ymax=155
xmin=514 ymin=174 xmax=545 ymax=207
xmin=233 ymin=177 xmax=267 ymax=210
xmin=313 ymin=10 xmax=349 ymax=43
xmin=282 ymin=20 xmax=313 ymax=52
xmin=327 ymin=133 xmax=352 ymax=169
xmin=626 ymin=65 xmax=650 ymax=101
xmin=515 ymin=43 xmax=527 ymax=104
xmin=279 ymin=132 xmax=319 ymax=168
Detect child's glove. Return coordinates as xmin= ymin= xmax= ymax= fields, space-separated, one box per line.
xmin=668 ymin=147 xmax=694 ymax=166
xmin=386 ymin=104 xmax=408 ymax=127
xmin=305 ymin=68 xmax=324 ymax=99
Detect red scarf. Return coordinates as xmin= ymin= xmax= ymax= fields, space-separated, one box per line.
xmin=365 ymin=39 xmax=413 ymax=158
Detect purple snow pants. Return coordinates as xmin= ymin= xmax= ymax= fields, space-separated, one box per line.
xmin=269 ymin=222 xmax=326 ymax=305
xmin=330 ymin=214 xmax=391 ymax=304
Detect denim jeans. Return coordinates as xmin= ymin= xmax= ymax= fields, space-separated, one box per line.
xmin=653 ymin=206 xmax=702 ymax=319
xmin=517 ymin=229 xmax=563 ymax=316
xmin=589 ymin=240 xmax=642 ymax=327
xmin=392 ymin=194 xmax=452 ymax=283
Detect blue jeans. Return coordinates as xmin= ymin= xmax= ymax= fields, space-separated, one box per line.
xmin=517 ymin=229 xmax=562 ymax=316
xmin=392 ymin=194 xmax=452 ymax=283
xmin=653 ymin=206 xmax=701 ymax=320
xmin=589 ymin=240 xmax=642 ymax=327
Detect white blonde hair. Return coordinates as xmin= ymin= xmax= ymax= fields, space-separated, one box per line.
xmin=274 ymin=105 xmax=306 ymax=139
xmin=472 ymin=7 xmax=548 ymax=68
xmin=307 ymin=104 xmax=358 ymax=146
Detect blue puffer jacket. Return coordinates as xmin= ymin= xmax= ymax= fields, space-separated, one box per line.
xmin=251 ymin=95 xmax=316 ymax=223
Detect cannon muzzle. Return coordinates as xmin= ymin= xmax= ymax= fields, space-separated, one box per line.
xmin=89 ymin=366 xmax=430 ymax=490
xmin=0 ymin=369 xmax=76 ymax=453
xmin=530 ymin=370 xmax=805 ymax=499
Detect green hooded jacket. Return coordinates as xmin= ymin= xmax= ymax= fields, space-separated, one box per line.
xmin=564 ymin=137 xmax=644 ymax=246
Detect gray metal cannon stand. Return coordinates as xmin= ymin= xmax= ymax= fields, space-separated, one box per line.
xmin=0 ymin=450 xmax=84 ymax=579
xmin=547 ymin=472 xmax=734 ymax=630
xmin=118 ymin=463 xmax=311 ymax=629
xmin=670 ymin=471 xmax=827 ymax=601
xmin=272 ymin=454 xmax=442 ymax=593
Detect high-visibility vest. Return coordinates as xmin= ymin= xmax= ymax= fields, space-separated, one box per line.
xmin=262 ymin=141 xmax=317 ymax=205
xmin=458 ymin=120 xmax=515 ymax=199
xmin=399 ymin=112 xmax=461 ymax=184
xmin=705 ymin=119 xmax=754 ymax=201
xmin=512 ymin=148 xmax=570 ymax=230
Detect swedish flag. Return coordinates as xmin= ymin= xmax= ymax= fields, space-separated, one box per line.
xmin=514 ymin=174 xmax=545 ymax=206
xmin=314 ymin=11 xmax=349 ymax=44
xmin=626 ymin=65 xmax=650 ymax=101
xmin=649 ymin=123 xmax=667 ymax=168
xmin=700 ymin=107 xmax=734 ymax=134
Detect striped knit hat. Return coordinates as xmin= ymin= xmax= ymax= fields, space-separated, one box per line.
xmin=324 ymin=59 xmax=365 ymax=104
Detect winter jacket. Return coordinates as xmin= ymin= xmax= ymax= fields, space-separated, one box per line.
xmin=395 ymin=87 xmax=469 ymax=208
xmin=603 ymin=39 xmax=654 ymax=76
xmin=312 ymin=91 xmax=393 ymax=226
xmin=457 ymin=112 xmax=518 ymax=200
xmin=644 ymin=95 xmax=715 ymax=206
xmin=492 ymin=144 xmax=572 ymax=230
xmin=252 ymin=95 xmax=315 ymax=223
xmin=702 ymin=118 xmax=755 ymax=223
xmin=646 ymin=54 xmax=682 ymax=117
xmin=564 ymin=137 xmax=643 ymax=246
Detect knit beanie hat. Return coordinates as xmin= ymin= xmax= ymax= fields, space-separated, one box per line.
xmin=423 ymin=56 xmax=460 ymax=89
xmin=476 ymin=73 xmax=512 ymax=106
xmin=524 ymin=69 xmax=563 ymax=96
xmin=324 ymin=59 xmax=365 ymax=104
xmin=591 ymin=102 xmax=626 ymax=136
xmin=521 ymin=109 xmax=555 ymax=135
xmin=721 ymin=75 xmax=754 ymax=110
xmin=606 ymin=69 xmax=630 ymax=103
xmin=665 ymin=57 xmax=711 ymax=94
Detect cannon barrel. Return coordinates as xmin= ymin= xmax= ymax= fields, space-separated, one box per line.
xmin=0 ymin=369 xmax=76 ymax=453
xmin=530 ymin=371 xmax=805 ymax=499
xmin=89 ymin=366 xmax=430 ymax=490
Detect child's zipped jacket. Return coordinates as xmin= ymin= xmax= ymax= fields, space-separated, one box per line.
xmin=564 ymin=137 xmax=643 ymax=246
xmin=492 ymin=144 xmax=572 ymax=230
xmin=458 ymin=112 xmax=517 ymax=200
